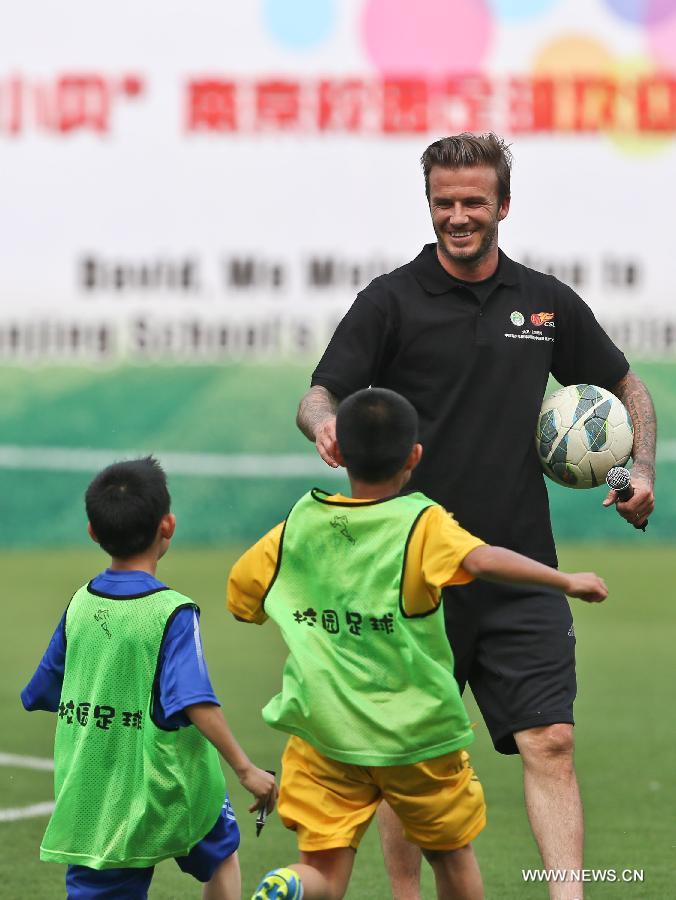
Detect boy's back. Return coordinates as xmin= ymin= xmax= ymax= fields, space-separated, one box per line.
xmin=239 ymin=390 xmax=491 ymax=900
xmin=42 ymin=579 xmax=224 ymax=869
xmin=22 ymin=456 xmax=276 ymax=899
xmin=230 ymin=488 xmax=484 ymax=764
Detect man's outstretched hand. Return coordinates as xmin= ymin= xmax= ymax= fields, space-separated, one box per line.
xmin=315 ymin=416 xmax=340 ymax=468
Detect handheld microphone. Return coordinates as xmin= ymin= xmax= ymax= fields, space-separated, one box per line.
xmin=605 ymin=466 xmax=647 ymax=531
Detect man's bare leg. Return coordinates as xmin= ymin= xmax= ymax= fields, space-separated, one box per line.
xmin=376 ymin=801 xmax=422 ymax=900
xmin=515 ymin=724 xmax=584 ymax=900
xmin=423 ymin=844 xmax=484 ymax=900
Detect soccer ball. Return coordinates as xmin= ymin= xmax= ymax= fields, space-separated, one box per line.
xmin=535 ymin=384 xmax=633 ymax=489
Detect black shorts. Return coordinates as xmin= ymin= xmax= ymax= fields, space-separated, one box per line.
xmin=443 ymin=579 xmax=577 ymax=755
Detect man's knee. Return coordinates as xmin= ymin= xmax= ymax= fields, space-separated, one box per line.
xmin=515 ymin=724 xmax=575 ymax=766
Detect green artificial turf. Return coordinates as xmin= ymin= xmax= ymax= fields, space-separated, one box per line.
xmin=2 ymin=543 xmax=673 ymax=898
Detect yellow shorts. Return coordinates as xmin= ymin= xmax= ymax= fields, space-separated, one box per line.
xmin=278 ymin=736 xmax=486 ymax=852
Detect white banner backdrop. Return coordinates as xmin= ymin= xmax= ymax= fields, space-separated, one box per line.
xmin=2 ymin=0 xmax=676 ymax=363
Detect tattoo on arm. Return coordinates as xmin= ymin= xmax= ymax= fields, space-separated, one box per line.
xmin=611 ymin=371 xmax=657 ymax=483
xmin=296 ymin=385 xmax=339 ymax=441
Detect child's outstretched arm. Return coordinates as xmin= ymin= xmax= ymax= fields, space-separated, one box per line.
xmin=462 ymin=545 xmax=607 ymax=603
xmin=185 ymin=702 xmax=277 ymax=813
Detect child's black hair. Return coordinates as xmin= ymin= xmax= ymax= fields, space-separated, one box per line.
xmin=85 ymin=456 xmax=171 ymax=558
xmin=336 ymin=388 xmax=419 ymax=483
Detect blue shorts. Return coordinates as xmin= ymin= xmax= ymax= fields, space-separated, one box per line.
xmin=65 ymin=796 xmax=240 ymax=900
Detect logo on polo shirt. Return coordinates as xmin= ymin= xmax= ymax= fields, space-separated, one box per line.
xmin=531 ymin=311 xmax=555 ymax=327
xmin=510 ymin=311 xmax=525 ymax=327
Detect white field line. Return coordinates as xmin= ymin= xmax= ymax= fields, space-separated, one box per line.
xmin=0 ymin=802 xmax=54 ymax=822
xmin=0 ymin=752 xmax=54 ymax=771
xmin=0 ymin=443 xmax=675 ymax=476
xmin=0 ymin=446 xmax=344 ymax=478
xmin=0 ymin=753 xmax=54 ymax=823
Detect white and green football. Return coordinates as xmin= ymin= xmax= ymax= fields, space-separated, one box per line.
xmin=535 ymin=384 xmax=633 ymax=489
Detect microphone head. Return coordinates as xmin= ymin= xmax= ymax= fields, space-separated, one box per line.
xmin=606 ymin=466 xmax=631 ymax=491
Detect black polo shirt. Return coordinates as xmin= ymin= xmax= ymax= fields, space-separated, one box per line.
xmin=311 ymin=243 xmax=629 ymax=565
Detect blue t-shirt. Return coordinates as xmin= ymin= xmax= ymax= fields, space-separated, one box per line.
xmin=21 ymin=570 xmax=219 ymax=727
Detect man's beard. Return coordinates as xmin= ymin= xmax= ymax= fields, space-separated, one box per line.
xmin=436 ymin=218 xmax=498 ymax=268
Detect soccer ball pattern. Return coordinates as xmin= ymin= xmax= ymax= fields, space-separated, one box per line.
xmin=535 ymin=384 xmax=633 ymax=489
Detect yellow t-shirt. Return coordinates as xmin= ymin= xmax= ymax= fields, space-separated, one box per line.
xmin=228 ymin=494 xmax=485 ymax=624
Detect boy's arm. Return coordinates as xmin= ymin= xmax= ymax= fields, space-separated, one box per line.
xmin=227 ymin=522 xmax=284 ymax=623
xmin=184 ymin=703 xmax=277 ymax=812
xmin=156 ymin=607 xmax=221 ymax=728
xmin=462 ymin=545 xmax=607 ymax=602
xmin=401 ymin=506 xmax=485 ymax=615
xmin=158 ymin=610 xmax=277 ymax=811
xmin=21 ymin=612 xmax=67 ymax=712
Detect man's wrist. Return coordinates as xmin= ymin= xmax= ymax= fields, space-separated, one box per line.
xmin=297 ymin=386 xmax=338 ymax=440
xmin=316 ymin=415 xmax=336 ymax=435
xmin=630 ymin=462 xmax=655 ymax=485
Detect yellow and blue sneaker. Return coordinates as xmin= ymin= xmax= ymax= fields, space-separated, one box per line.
xmin=251 ymin=867 xmax=303 ymax=899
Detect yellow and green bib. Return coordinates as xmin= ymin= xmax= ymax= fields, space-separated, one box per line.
xmin=262 ymin=490 xmax=474 ymax=766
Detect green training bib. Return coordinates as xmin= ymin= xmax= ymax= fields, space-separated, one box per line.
xmin=262 ymin=490 xmax=474 ymax=765
xmin=41 ymin=585 xmax=225 ymax=869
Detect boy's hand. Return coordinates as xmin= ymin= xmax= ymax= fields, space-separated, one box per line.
xmin=239 ymin=764 xmax=278 ymax=813
xmin=183 ymin=702 xmax=278 ymax=812
xmin=563 ymin=573 xmax=608 ymax=603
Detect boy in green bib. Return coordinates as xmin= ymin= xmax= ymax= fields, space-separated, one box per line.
xmin=228 ymin=388 xmax=608 ymax=900
xmin=22 ymin=456 xmax=277 ymax=900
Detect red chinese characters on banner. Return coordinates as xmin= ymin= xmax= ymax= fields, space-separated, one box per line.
xmin=184 ymin=76 xmax=497 ymax=134
xmin=0 ymin=74 xmax=144 ymax=136
xmin=635 ymin=77 xmax=676 ymax=132
xmin=255 ymin=80 xmax=301 ymax=130
xmin=434 ymin=76 xmax=492 ymax=133
xmin=186 ymin=80 xmax=237 ymax=131
xmin=508 ymin=78 xmax=556 ymax=133
xmin=0 ymin=77 xmax=22 ymax=134
xmin=51 ymin=76 xmax=110 ymax=133
xmin=184 ymin=76 xmax=676 ymax=135
xmin=2 ymin=72 xmax=676 ymax=137
xmin=381 ymin=80 xmax=429 ymax=133
xmin=186 ymin=79 xmax=304 ymax=131
xmin=317 ymin=80 xmax=370 ymax=131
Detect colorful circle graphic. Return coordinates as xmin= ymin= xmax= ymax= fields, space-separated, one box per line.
xmin=488 ymin=0 xmax=558 ymax=20
xmin=531 ymin=36 xmax=614 ymax=139
xmin=602 ymin=0 xmax=676 ymax=26
xmin=362 ymin=0 xmax=493 ymax=77
xmin=608 ymin=55 xmax=671 ymax=155
xmin=262 ymin=0 xmax=335 ymax=50
xmin=647 ymin=11 xmax=676 ymax=69
xmin=532 ymin=35 xmax=614 ymax=75
xmin=532 ymin=37 xmax=670 ymax=156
